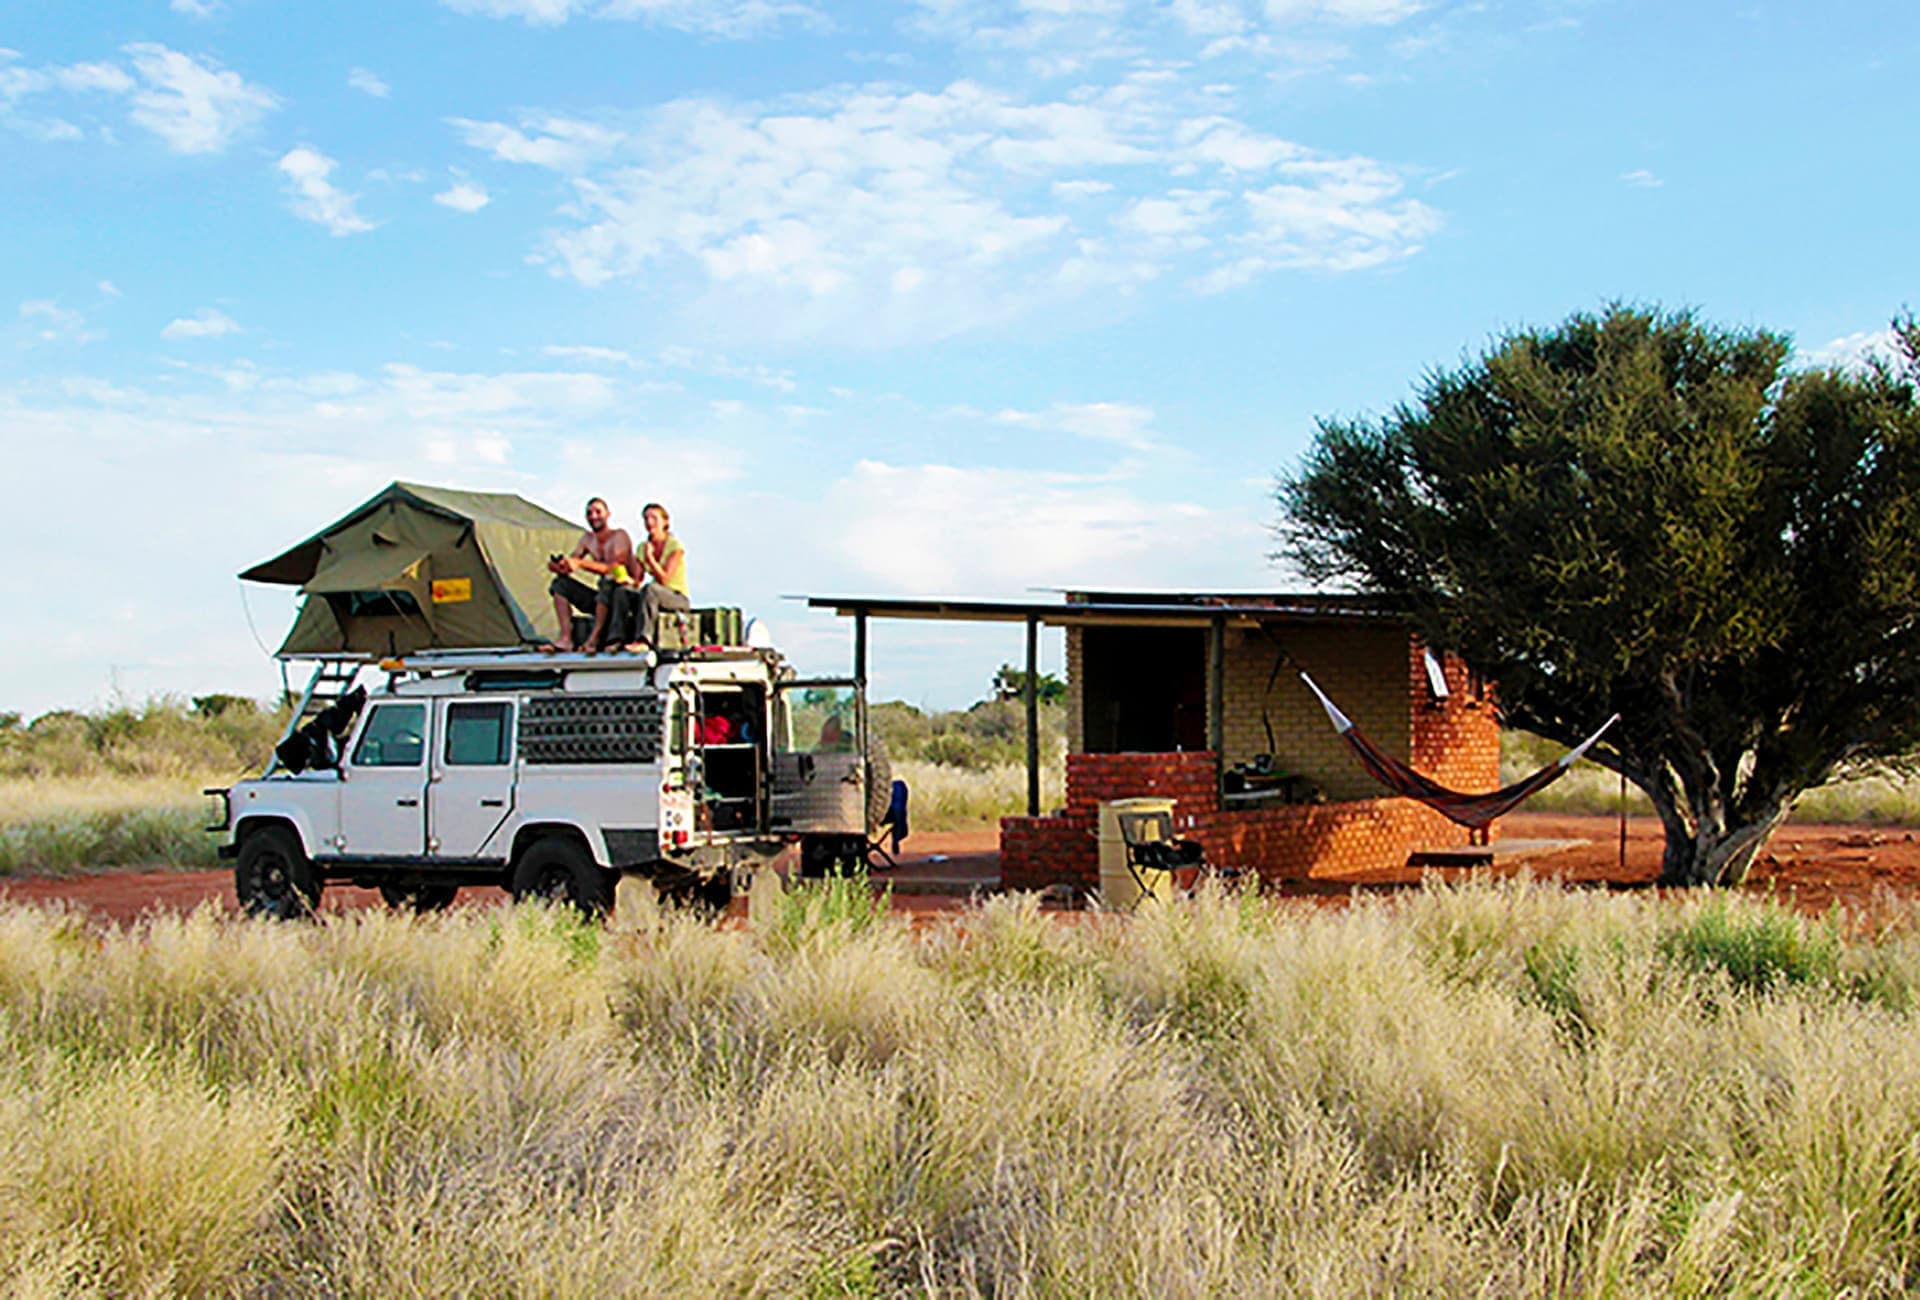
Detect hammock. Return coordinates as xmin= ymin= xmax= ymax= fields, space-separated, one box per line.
xmin=1300 ymin=673 xmax=1617 ymax=830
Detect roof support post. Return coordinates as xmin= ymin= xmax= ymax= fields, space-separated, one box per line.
xmin=1208 ymin=614 xmax=1225 ymax=800
xmin=1025 ymin=614 xmax=1040 ymax=817
xmin=855 ymin=609 xmax=871 ymax=829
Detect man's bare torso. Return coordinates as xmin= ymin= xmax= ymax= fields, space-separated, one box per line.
xmin=577 ymin=528 xmax=635 ymax=570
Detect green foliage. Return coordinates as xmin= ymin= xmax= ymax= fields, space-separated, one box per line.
xmin=767 ymin=870 xmax=891 ymax=950
xmin=1280 ymin=305 xmax=1920 ymax=886
xmin=0 ymin=695 xmax=287 ymax=781
xmin=992 ymin=663 xmax=1066 ymax=704
xmin=0 ymin=806 xmax=217 ymax=877
xmin=1658 ymin=903 xmax=1843 ymax=995
xmin=869 ymin=696 xmax=1065 ymax=772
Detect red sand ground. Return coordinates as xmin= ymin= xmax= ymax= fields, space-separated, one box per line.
xmin=5 ymin=813 xmax=1919 ymax=928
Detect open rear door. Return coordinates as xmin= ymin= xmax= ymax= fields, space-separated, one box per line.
xmin=769 ymin=678 xmax=870 ymax=835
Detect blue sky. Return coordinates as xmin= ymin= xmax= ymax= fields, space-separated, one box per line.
xmin=2 ymin=0 xmax=1913 ymax=718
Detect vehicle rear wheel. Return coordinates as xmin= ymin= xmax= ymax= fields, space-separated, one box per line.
xmin=378 ymin=882 xmax=459 ymax=913
xmin=235 ymin=825 xmax=321 ymax=920
xmin=509 ymin=837 xmax=614 ymax=918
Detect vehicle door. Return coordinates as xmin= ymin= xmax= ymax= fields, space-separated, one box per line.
xmin=338 ymin=700 xmax=429 ymax=857
xmin=769 ymin=679 xmax=868 ymax=834
xmin=430 ymin=698 xmax=516 ymax=860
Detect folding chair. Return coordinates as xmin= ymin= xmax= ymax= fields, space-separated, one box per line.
xmin=864 ymin=779 xmax=910 ymax=870
xmin=1116 ymin=810 xmax=1207 ymax=908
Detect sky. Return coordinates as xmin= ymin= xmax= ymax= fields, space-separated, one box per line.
xmin=2 ymin=0 xmax=1914 ymax=720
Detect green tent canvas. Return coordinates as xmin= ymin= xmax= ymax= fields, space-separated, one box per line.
xmin=241 ymin=482 xmax=583 ymax=657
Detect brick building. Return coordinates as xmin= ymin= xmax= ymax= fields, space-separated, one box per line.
xmin=808 ymin=591 xmax=1501 ymax=892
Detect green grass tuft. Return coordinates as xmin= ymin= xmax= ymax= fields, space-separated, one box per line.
xmin=1658 ymin=901 xmax=1843 ymax=994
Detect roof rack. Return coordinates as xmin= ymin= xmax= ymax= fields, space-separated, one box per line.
xmin=371 ymin=644 xmax=773 ymax=673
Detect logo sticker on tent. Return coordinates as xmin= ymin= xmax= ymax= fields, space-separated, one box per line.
xmin=432 ymin=578 xmax=472 ymax=604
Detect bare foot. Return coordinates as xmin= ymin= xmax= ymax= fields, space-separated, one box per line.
xmin=622 ymin=642 xmax=649 ymax=654
xmin=540 ymin=641 xmax=571 ymax=654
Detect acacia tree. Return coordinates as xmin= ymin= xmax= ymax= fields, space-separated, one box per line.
xmin=1279 ymin=306 xmax=1920 ymax=886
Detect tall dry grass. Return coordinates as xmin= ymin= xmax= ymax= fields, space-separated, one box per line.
xmin=0 ymin=881 xmax=1917 ymax=1294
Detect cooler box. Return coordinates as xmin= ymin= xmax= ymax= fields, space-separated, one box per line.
xmin=657 ymin=606 xmax=745 ymax=649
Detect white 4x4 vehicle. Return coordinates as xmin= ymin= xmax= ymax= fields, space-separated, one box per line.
xmin=212 ymin=646 xmax=889 ymax=917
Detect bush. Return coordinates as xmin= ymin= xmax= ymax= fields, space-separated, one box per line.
xmin=0 ymin=696 xmax=286 ymax=782
xmin=870 ymin=697 xmax=1066 ymax=773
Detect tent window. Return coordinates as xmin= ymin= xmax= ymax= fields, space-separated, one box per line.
xmin=445 ymin=702 xmax=512 ymax=766
xmin=353 ymin=704 xmax=426 ymax=768
xmin=339 ymin=590 xmax=423 ymax=619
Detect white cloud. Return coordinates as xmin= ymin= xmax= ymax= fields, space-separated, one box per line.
xmin=1266 ymin=0 xmax=1426 ymax=24
xmin=542 ymin=344 xmax=636 ymax=366
xmin=451 ymin=114 xmax=626 ymax=171
xmin=161 ymin=307 xmax=240 ymax=340
xmin=1802 ymin=329 xmax=1905 ymax=373
xmin=278 ymin=147 xmax=377 ymax=235
xmin=170 ymin=0 xmax=223 ymax=16
xmin=123 ymin=43 xmax=277 ymax=154
xmin=996 ymin=400 xmax=1159 ymax=450
xmin=434 ymin=179 xmax=491 ymax=212
xmin=443 ymin=0 xmax=580 ymax=22
xmin=826 ymin=460 xmax=1262 ymax=591
xmin=97 ymin=280 xmax=121 ymax=297
xmin=440 ymin=0 xmax=823 ymax=37
xmin=476 ymin=76 xmax=1437 ymax=342
xmin=1620 ymin=168 xmax=1662 ymax=188
xmin=18 ymin=299 xmax=103 ymax=344
xmin=1 ymin=54 xmax=133 ymax=143
xmin=347 ymin=66 xmax=391 ymax=98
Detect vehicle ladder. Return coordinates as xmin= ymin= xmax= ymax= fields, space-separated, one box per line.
xmin=266 ymin=657 xmax=368 ymax=775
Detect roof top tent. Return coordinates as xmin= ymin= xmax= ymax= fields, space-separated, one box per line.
xmin=241 ymin=481 xmax=582 ymax=660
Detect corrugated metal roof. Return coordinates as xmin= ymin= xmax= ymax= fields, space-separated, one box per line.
xmin=804 ymin=592 xmax=1406 ymax=627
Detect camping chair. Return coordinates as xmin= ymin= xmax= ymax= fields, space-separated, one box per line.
xmin=1116 ymin=810 xmax=1208 ymax=907
xmin=864 ymin=780 xmax=910 ymax=870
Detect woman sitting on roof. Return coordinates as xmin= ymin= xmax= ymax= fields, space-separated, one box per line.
xmin=617 ymin=502 xmax=691 ymax=653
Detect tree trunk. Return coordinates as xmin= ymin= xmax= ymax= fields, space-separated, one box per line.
xmin=1647 ymin=786 xmax=1791 ymax=887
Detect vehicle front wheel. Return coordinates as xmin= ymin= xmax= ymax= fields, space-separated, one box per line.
xmin=235 ymin=825 xmax=321 ymax=920
xmin=378 ymin=882 xmax=459 ymax=913
xmin=509 ymin=838 xmax=614 ymax=918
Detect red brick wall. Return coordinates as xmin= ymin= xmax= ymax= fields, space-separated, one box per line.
xmin=999 ymin=747 xmax=1487 ymax=892
xmin=1065 ymin=751 xmax=1219 ymax=818
xmin=1407 ymin=638 xmax=1503 ymax=836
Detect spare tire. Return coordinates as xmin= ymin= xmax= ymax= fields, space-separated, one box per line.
xmin=864 ymin=735 xmax=892 ymax=834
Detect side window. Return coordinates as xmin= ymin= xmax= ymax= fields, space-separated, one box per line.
xmin=445 ymin=701 xmax=512 ymax=766
xmin=352 ymin=703 xmax=426 ymax=767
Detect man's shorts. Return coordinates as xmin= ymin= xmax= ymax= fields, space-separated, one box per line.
xmin=549 ymin=574 xmax=601 ymax=615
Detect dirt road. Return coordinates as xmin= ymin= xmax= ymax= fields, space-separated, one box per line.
xmin=5 ymin=815 xmax=1918 ymax=926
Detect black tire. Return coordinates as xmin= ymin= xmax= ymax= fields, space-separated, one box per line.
xmin=378 ymin=881 xmax=459 ymax=913
xmin=509 ymin=837 xmax=614 ymax=917
xmin=865 ymin=736 xmax=893 ymax=834
xmin=235 ymin=825 xmax=321 ymax=920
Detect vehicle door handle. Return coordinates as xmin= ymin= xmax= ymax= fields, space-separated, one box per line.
xmin=397 ymin=798 xmax=419 ymax=807
xmin=480 ymin=799 xmax=505 ymax=807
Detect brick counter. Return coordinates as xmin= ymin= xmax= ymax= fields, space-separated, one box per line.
xmin=1001 ymin=749 xmax=1490 ymax=892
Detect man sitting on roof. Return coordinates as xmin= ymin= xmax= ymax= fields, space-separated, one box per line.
xmin=616 ymin=502 xmax=692 ymax=653
xmin=545 ymin=496 xmax=634 ymax=652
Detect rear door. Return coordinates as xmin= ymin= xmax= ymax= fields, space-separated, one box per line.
xmin=769 ymin=679 xmax=868 ymax=834
xmin=429 ymin=698 xmax=516 ymax=859
xmin=337 ymin=701 xmax=429 ymax=857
